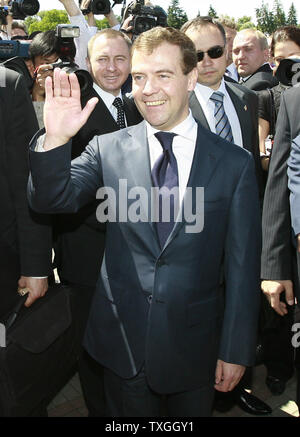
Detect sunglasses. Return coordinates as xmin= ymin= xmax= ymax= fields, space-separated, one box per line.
xmin=197 ymin=45 xmax=225 ymax=62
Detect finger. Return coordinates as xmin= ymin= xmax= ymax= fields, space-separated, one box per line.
xmin=215 ymin=360 xmax=223 ymax=385
xmin=285 ymin=282 xmax=295 ymax=306
xmin=69 ymin=72 xmax=81 ymax=100
xmin=53 ymin=68 xmax=62 ymax=97
xmin=297 ymin=235 xmax=300 ymax=252
xmin=45 ymin=75 xmax=54 ymax=101
xmin=79 ymin=97 xmax=99 ymax=126
xmin=61 ymin=73 xmax=71 ymax=98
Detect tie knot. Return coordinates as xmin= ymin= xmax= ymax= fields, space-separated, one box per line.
xmin=210 ymin=91 xmax=224 ymax=104
xmin=112 ymin=97 xmax=124 ymax=110
xmin=154 ymin=131 xmax=177 ymax=152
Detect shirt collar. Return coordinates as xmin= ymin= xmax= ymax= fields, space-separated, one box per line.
xmin=195 ymin=78 xmax=227 ymax=102
xmin=146 ymin=110 xmax=197 ymax=142
xmin=93 ymin=83 xmax=122 ymax=108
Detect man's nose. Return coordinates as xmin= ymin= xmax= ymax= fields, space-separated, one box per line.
xmin=143 ymin=78 xmax=158 ymax=95
xmin=202 ymin=53 xmax=213 ymax=66
xmin=106 ymin=60 xmax=117 ymax=71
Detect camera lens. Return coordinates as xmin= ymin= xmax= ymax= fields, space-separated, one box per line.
xmin=17 ymin=0 xmax=40 ymax=16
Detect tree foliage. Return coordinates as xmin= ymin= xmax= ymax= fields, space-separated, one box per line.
xmin=167 ymin=0 xmax=188 ymax=29
xmin=25 ymin=9 xmax=109 ymax=35
xmin=287 ymin=3 xmax=298 ymax=25
xmin=255 ymin=0 xmax=298 ymax=35
xmin=208 ymin=5 xmax=218 ymax=18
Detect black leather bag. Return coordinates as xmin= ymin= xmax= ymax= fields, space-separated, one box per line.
xmin=0 ymin=284 xmax=92 ymax=417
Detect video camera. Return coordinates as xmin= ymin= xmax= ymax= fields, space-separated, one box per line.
xmin=276 ymin=58 xmax=300 ymax=87
xmin=0 ymin=40 xmax=32 ymax=89
xmin=50 ymin=24 xmax=93 ymax=95
xmin=122 ymin=0 xmax=167 ymax=38
xmin=0 ymin=0 xmax=39 ymax=24
xmin=79 ymin=0 xmax=123 ymax=16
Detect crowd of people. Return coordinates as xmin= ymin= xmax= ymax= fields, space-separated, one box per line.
xmin=1 ymin=0 xmax=300 ymax=418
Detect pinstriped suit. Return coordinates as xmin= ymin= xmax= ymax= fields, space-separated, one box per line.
xmin=261 ymin=85 xmax=300 ymax=293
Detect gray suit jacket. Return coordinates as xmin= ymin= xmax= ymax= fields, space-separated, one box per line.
xmin=28 ymin=120 xmax=261 ymax=394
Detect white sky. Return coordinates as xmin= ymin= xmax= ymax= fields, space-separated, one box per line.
xmin=38 ymin=0 xmax=298 ymax=23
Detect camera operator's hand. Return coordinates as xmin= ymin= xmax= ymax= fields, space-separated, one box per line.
xmin=32 ymin=64 xmax=54 ymax=102
xmin=121 ymin=15 xmax=134 ymax=39
xmin=43 ymin=68 xmax=98 ymax=150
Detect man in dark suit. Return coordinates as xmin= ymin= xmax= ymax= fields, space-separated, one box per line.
xmin=28 ymin=27 xmax=261 ymax=417
xmin=262 ymin=84 xmax=300 ymax=409
xmin=53 ymin=28 xmax=142 ymax=417
xmin=0 ymin=66 xmax=52 ymax=318
xmin=182 ymin=16 xmax=268 ymax=415
xmin=181 ymin=16 xmax=263 ymax=203
xmin=232 ymin=29 xmax=278 ymax=91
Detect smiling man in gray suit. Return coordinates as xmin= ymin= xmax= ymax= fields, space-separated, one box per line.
xmin=28 ymin=27 xmax=261 ymax=417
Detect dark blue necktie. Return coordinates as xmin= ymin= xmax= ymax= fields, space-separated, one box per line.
xmin=151 ymin=131 xmax=179 ymax=248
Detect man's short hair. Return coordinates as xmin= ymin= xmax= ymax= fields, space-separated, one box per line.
xmin=87 ymin=28 xmax=132 ymax=59
xmin=181 ymin=16 xmax=227 ymax=46
xmin=11 ymin=20 xmax=28 ymax=35
xmin=29 ymin=30 xmax=59 ymax=62
xmin=216 ymin=17 xmax=237 ymax=31
xmin=270 ymin=25 xmax=300 ymax=57
xmin=131 ymin=26 xmax=197 ymax=75
xmin=235 ymin=29 xmax=268 ymax=51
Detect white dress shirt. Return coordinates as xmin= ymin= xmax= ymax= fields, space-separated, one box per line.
xmin=194 ymin=79 xmax=243 ymax=148
xmin=225 ymin=63 xmax=239 ymax=82
xmin=146 ymin=111 xmax=198 ymax=205
xmin=93 ymin=83 xmax=127 ymax=126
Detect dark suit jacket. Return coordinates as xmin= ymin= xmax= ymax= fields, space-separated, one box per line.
xmin=54 ymin=87 xmax=143 ymax=287
xmin=28 ymin=120 xmax=261 ymax=394
xmin=189 ymin=82 xmax=264 ymax=200
xmin=0 ymin=67 xmax=52 ymax=315
xmin=240 ymin=63 xmax=279 ymax=91
xmin=262 ymin=85 xmax=300 ymax=299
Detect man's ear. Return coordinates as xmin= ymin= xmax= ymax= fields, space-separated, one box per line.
xmin=86 ymin=57 xmax=92 ymax=74
xmin=187 ymin=67 xmax=198 ymax=91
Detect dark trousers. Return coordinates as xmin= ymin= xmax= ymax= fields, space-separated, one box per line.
xmin=103 ymin=366 xmax=215 ymax=417
xmin=59 ymin=278 xmax=106 ymax=417
xmin=0 ymin=241 xmax=20 ymax=318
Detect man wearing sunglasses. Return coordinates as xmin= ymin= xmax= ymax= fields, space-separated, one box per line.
xmin=181 ymin=17 xmax=263 ymax=203
xmin=181 ymin=16 xmax=268 ymax=416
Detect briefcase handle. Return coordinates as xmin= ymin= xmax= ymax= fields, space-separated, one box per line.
xmin=5 ymin=294 xmax=28 ymax=330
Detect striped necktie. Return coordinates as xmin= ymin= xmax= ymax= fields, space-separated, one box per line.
xmin=210 ymin=91 xmax=234 ymax=143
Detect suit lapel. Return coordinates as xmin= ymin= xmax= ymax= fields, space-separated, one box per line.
xmin=123 ymin=122 xmax=161 ymax=252
xmin=225 ymin=83 xmax=251 ymax=153
xmin=189 ymin=91 xmax=210 ymax=130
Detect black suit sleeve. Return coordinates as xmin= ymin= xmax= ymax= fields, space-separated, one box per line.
xmin=4 ymin=70 xmax=52 ymax=276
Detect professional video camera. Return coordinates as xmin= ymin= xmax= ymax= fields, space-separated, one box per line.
xmin=0 ymin=40 xmax=33 ymax=90
xmin=79 ymin=0 xmax=123 ymax=16
xmin=50 ymin=24 xmax=93 ymax=95
xmin=276 ymin=58 xmax=300 ymax=87
xmin=122 ymin=0 xmax=167 ymax=37
xmin=0 ymin=0 xmax=39 ymax=24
